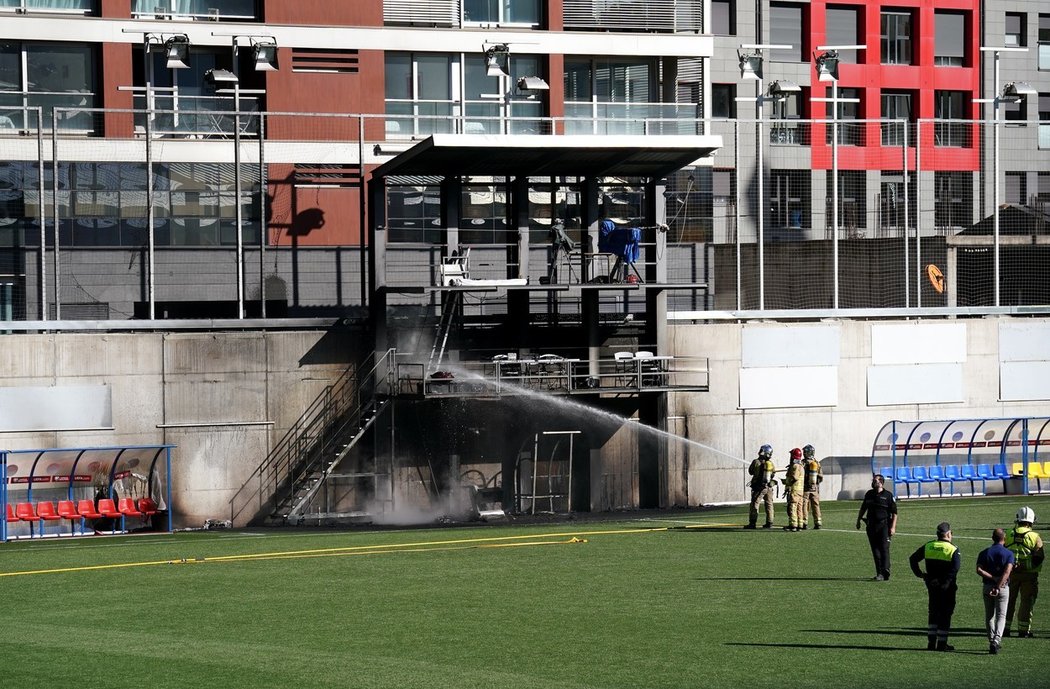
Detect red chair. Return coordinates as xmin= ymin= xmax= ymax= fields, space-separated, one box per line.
xmin=57 ymin=500 xmax=82 ymax=536
xmin=16 ymin=502 xmax=42 ymax=537
xmin=6 ymin=503 xmax=18 ymax=524
xmin=118 ymin=497 xmax=144 ymax=518
xmin=36 ymin=502 xmax=62 ymax=536
xmin=138 ymin=498 xmax=159 ymax=518
xmin=97 ymin=498 xmax=123 ymax=534
xmin=76 ymin=499 xmax=103 ymax=519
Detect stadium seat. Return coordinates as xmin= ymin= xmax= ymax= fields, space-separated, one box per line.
xmin=36 ymin=502 xmax=62 ymax=536
xmin=1030 ymin=463 xmax=1049 ymax=493
xmin=992 ymin=464 xmax=1011 ymax=493
xmin=118 ymin=497 xmax=144 ymax=518
xmin=6 ymin=503 xmax=19 ymax=525
xmin=97 ymin=498 xmax=123 ymax=533
xmin=925 ymin=465 xmax=945 ymax=497
xmin=894 ymin=466 xmax=912 ymax=498
xmin=138 ymin=498 xmax=158 ymax=518
xmin=942 ymin=465 xmax=961 ymax=496
xmin=15 ymin=502 xmax=41 ymax=537
xmin=909 ymin=466 xmax=929 ymax=498
xmin=1011 ymin=462 xmax=1025 ymax=476
xmin=76 ymin=499 xmax=103 ymax=520
xmin=57 ymin=500 xmax=82 ymax=536
xmin=960 ymin=464 xmax=984 ymax=495
xmin=977 ymin=464 xmax=994 ymax=493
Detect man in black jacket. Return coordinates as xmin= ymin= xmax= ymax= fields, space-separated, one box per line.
xmin=856 ymin=474 xmax=898 ymax=580
xmin=910 ymin=522 xmax=962 ymax=651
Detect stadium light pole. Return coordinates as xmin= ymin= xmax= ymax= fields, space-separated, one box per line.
xmin=736 ymin=44 xmax=792 ymax=310
xmin=812 ymin=44 xmax=865 ymax=310
xmin=975 ymin=46 xmax=1032 ymax=307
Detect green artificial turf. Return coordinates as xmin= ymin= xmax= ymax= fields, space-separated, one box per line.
xmin=2 ymin=495 xmax=1048 ymax=688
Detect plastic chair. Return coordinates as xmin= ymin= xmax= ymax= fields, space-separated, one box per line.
xmin=57 ymin=500 xmax=82 ymax=536
xmin=118 ymin=497 xmax=144 ymax=518
xmin=614 ymin=351 xmax=634 ymax=387
xmin=97 ymin=498 xmax=123 ymax=534
xmin=977 ymin=464 xmax=994 ymax=493
xmin=6 ymin=503 xmax=19 ymax=525
xmin=1011 ymin=462 xmax=1025 ymax=476
xmin=909 ymin=466 xmax=928 ymax=498
xmin=138 ymin=498 xmax=159 ymax=518
xmin=36 ymin=502 xmax=62 ymax=536
xmin=894 ymin=466 xmax=912 ymax=498
xmin=925 ymin=465 xmax=945 ymax=497
xmin=992 ymin=464 xmax=1011 ymax=494
xmin=16 ymin=502 xmax=42 ymax=537
xmin=942 ymin=465 xmax=961 ymax=496
xmin=76 ymin=499 xmax=103 ymax=520
xmin=1030 ymin=463 xmax=1049 ymax=493
xmin=960 ymin=464 xmax=984 ymax=495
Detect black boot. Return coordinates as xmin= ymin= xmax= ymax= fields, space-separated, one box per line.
xmin=927 ymin=637 xmax=937 ymax=651
xmin=744 ymin=523 xmax=757 ymax=529
xmin=762 ymin=523 xmax=773 ymax=529
xmin=936 ymin=642 xmax=954 ymax=652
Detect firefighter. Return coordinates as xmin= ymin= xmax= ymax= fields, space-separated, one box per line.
xmin=1005 ymin=506 xmax=1045 ymax=638
xmin=801 ymin=444 xmax=823 ymax=530
xmin=783 ymin=448 xmax=804 ymax=531
xmin=910 ymin=522 xmax=961 ymax=651
xmin=745 ymin=444 xmax=776 ymax=529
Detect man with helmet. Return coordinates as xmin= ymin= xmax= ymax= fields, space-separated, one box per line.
xmin=783 ymin=448 xmax=804 ymax=531
xmin=745 ymin=444 xmax=776 ymax=529
xmin=801 ymin=444 xmax=823 ymax=530
xmin=1005 ymin=506 xmax=1045 ymax=638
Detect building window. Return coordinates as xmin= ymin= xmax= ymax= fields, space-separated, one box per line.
xmin=1040 ymin=93 xmax=1050 ymax=149
xmin=1037 ymin=172 xmax=1050 ymax=206
xmin=1003 ymin=95 xmax=1027 ymax=124
xmin=825 ymin=6 xmax=860 ymax=63
xmin=881 ymin=91 xmax=912 ymax=146
xmin=770 ymin=89 xmax=806 ymax=145
xmin=1040 ymin=15 xmax=1050 ymax=70
xmin=934 ymin=172 xmax=972 ymax=234
xmin=463 ymin=0 xmax=540 ymax=25
xmin=1005 ymin=13 xmax=1027 ymax=47
xmin=565 ymin=58 xmax=661 ymax=134
xmin=769 ymin=170 xmax=810 ymax=232
xmin=881 ymin=10 xmax=913 ymax=65
xmin=1004 ymin=172 xmax=1026 ymax=205
xmin=0 ymin=41 xmax=99 ymax=132
xmin=387 ymin=183 xmax=442 ymax=244
xmin=712 ymin=0 xmax=735 ymax=35
xmin=1 ymin=0 xmax=93 ymax=12
xmin=770 ymin=4 xmax=805 ymax=62
xmin=131 ymin=0 xmax=256 ymax=20
xmin=934 ymin=90 xmax=970 ymax=147
xmin=825 ymin=170 xmax=866 ymax=238
xmin=712 ymin=83 xmax=736 ymax=118
xmin=934 ymin=11 xmax=966 ymax=66
xmin=460 ymin=180 xmax=512 ymax=245
xmin=825 ymin=87 xmax=861 ymax=145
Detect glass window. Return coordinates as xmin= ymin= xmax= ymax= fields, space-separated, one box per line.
xmin=770 ymin=3 xmax=804 ymax=62
xmin=881 ymin=10 xmax=913 ymax=65
xmin=0 ymin=41 xmax=98 ymax=131
xmin=770 ymin=89 xmax=805 ymax=145
xmin=1 ymin=0 xmax=93 ymax=12
xmin=463 ymin=0 xmax=539 ymax=25
xmin=387 ymin=184 xmax=442 ymax=244
xmin=1005 ymin=13 xmax=1026 ymax=47
xmin=934 ymin=11 xmax=966 ymax=66
xmin=1039 ymin=93 xmax=1050 ymax=149
xmin=460 ymin=181 xmax=510 ymax=245
xmin=825 ymin=87 xmax=861 ymax=145
xmin=383 ymin=52 xmax=453 ymax=138
xmin=934 ymin=171 xmax=972 ymax=233
xmin=934 ymin=90 xmax=969 ymax=147
xmin=881 ymin=91 xmax=912 ymax=145
xmin=825 ymin=7 xmax=859 ymax=63
xmin=131 ymin=0 xmax=256 ymax=20
xmin=712 ymin=0 xmax=734 ymax=36
xmin=1004 ymin=172 xmax=1026 ymax=204
xmin=1040 ymin=15 xmax=1050 ymax=70
xmin=712 ymin=83 xmax=735 ymax=118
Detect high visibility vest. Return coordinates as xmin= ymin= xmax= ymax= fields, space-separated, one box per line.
xmin=1008 ymin=527 xmax=1043 ymax=573
xmin=925 ymin=539 xmax=958 ymax=562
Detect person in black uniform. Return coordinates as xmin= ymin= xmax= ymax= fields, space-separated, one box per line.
xmin=909 ymin=522 xmax=962 ymax=651
xmin=856 ymin=474 xmax=898 ymax=581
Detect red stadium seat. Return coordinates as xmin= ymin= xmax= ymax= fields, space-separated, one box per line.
xmin=76 ymin=499 xmax=103 ymax=520
xmin=36 ymin=502 xmax=62 ymax=523
xmin=118 ymin=497 xmax=144 ymax=518
xmin=16 ymin=502 xmax=42 ymax=537
xmin=6 ymin=503 xmax=20 ymax=528
xmin=57 ymin=500 xmax=82 ymax=535
xmin=138 ymin=498 xmax=158 ymax=517
xmin=97 ymin=498 xmax=121 ymax=519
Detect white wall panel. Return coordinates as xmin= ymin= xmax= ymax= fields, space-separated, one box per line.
xmin=0 ymin=385 xmax=112 ymax=432
xmin=1000 ymin=362 xmax=1050 ymax=401
xmin=871 ymin=323 xmax=967 ymax=365
xmin=742 ymin=326 xmax=840 ymax=368
xmin=999 ymin=323 xmax=1050 ymax=362
xmin=866 ymin=364 xmax=963 ymax=406
xmin=739 ymin=366 xmax=838 ymax=409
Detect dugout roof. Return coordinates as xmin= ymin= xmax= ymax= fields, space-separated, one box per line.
xmin=870 ymin=417 xmax=1050 ymax=469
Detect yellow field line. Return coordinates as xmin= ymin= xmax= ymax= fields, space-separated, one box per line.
xmin=0 ymin=521 xmax=737 ymax=579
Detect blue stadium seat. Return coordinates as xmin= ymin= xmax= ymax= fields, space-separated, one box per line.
xmin=942 ymin=465 xmax=961 ymax=496
xmin=925 ymin=465 xmax=945 ymax=497
xmin=909 ymin=466 xmax=929 ymax=498
xmin=992 ymin=464 xmax=1011 ymax=493
xmin=960 ymin=464 xmax=985 ymax=495
xmin=894 ymin=466 xmax=912 ymax=498
xmin=977 ymin=464 xmax=994 ymax=493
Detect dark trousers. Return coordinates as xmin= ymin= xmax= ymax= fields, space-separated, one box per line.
xmin=866 ymin=523 xmax=891 ymax=578
xmin=926 ymin=583 xmax=957 ymax=640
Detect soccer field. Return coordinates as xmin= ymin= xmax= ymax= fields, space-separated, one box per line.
xmin=2 ymin=495 xmax=1048 ymax=689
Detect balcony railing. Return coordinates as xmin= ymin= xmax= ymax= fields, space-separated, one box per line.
xmin=132 ymin=92 xmax=262 ymax=138
xmin=0 ymin=90 xmax=98 ymax=133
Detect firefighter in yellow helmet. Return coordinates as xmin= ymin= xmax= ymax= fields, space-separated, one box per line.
xmin=801 ymin=444 xmax=823 ymax=530
xmin=782 ymin=448 xmax=804 ymax=532
xmin=745 ymin=444 xmax=776 ymax=529
xmin=1005 ymin=506 xmax=1045 ymax=638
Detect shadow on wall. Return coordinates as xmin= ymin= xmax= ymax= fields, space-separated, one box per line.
xmin=829 ymin=455 xmax=879 ymax=500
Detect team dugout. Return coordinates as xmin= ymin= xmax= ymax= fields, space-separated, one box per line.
xmin=870 ymin=418 xmax=1050 ymax=498
xmin=1 ymin=445 xmax=173 ymax=541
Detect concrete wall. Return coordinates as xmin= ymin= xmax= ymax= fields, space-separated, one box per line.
xmin=668 ymin=316 xmax=1050 ymax=507
xmin=0 ymin=331 xmax=355 ymax=527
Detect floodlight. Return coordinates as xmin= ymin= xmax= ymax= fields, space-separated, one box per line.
xmin=815 ymin=50 xmax=840 ymax=82
xmin=484 ymin=44 xmax=510 ymax=78
xmin=1001 ymin=81 xmax=1037 ymax=103
xmin=517 ymin=76 xmax=549 ymax=91
xmin=767 ymin=80 xmax=801 ymax=99
xmin=164 ymin=35 xmax=191 ymax=70
xmin=251 ymin=40 xmax=279 ymax=72
xmin=738 ymin=51 xmax=763 ymax=81
xmin=204 ymin=68 xmax=239 ymax=86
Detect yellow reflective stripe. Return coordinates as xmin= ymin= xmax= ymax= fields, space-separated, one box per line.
xmin=925 ymin=540 xmax=958 ymax=562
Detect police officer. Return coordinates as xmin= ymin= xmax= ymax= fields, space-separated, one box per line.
xmin=1005 ymin=506 xmax=1045 ymax=638
xmin=801 ymin=444 xmax=823 ymax=530
xmin=783 ymin=448 xmax=804 ymax=531
xmin=745 ymin=444 xmax=776 ymax=529
xmin=856 ymin=474 xmax=898 ymax=581
xmin=910 ymin=522 xmax=961 ymax=651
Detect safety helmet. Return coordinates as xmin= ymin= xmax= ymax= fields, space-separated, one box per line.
xmin=759 ymin=444 xmax=772 ymax=458
xmin=790 ymin=448 xmax=802 ymax=460
xmin=803 ymin=444 xmax=815 ymax=458
xmin=1016 ymin=506 xmax=1036 ymax=524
